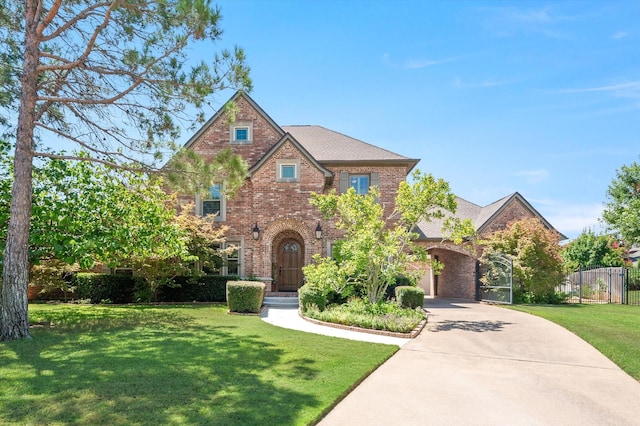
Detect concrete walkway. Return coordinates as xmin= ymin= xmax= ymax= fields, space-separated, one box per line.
xmin=318 ymin=299 xmax=640 ymax=426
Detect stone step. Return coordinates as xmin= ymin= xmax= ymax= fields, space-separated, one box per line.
xmin=263 ymin=296 xmax=299 ymax=308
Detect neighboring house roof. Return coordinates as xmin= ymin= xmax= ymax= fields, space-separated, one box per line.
xmin=415 ymin=192 xmax=568 ymax=241
xmin=282 ymin=125 xmax=419 ymax=168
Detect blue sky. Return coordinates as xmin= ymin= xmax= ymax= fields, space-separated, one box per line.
xmin=191 ymin=0 xmax=640 ymax=240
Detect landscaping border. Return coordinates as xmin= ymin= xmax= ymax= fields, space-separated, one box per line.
xmin=298 ymin=309 xmax=428 ymax=339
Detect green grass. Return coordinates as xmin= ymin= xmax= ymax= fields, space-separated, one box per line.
xmin=508 ymin=304 xmax=640 ymax=381
xmin=0 ymin=304 xmax=397 ymax=425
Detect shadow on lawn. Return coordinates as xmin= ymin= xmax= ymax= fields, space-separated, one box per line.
xmin=1 ymin=306 xmax=321 ymax=425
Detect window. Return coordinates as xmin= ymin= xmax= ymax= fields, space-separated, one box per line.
xmin=235 ymin=127 xmax=248 ymax=141
xmin=350 ymin=175 xmax=369 ymax=195
xmin=198 ymin=184 xmax=225 ymax=221
xmin=339 ymin=172 xmax=379 ymax=194
xmin=113 ymin=268 xmax=133 ymax=276
xmin=281 ymin=165 xmax=296 ymax=179
xmin=230 ymin=121 xmax=253 ymax=144
xmin=205 ymin=241 xmax=242 ymax=276
xmin=276 ymin=159 xmax=300 ymax=182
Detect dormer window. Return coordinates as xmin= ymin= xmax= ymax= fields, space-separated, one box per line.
xmin=230 ymin=122 xmax=252 ymax=144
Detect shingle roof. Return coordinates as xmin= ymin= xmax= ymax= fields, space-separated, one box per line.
xmin=415 ymin=192 xmax=567 ymax=241
xmin=282 ymin=125 xmax=418 ymax=165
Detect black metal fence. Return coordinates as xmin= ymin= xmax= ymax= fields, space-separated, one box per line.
xmin=559 ymin=266 xmax=640 ymax=305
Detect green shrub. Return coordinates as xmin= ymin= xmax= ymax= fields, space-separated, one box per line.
xmin=395 ymin=286 xmax=424 ymax=309
xmin=156 ymin=275 xmax=236 ymax=302
xmin=226 ymin=280 xmax=265 ymax=313
xmin=74 ymin=273 xmax=137 ymax=304
xmin=303 ymin=298 xmax=425 ymax=333
xmin=298 ymin=284 xmax=328 ymax=312
xmin=384 ymin=275 xmax=414 ymax=300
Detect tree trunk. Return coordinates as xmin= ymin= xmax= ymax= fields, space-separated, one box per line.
xmin=1 ymin=0 xmax=39 ymax=341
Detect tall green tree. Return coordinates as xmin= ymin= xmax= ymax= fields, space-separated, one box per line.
xmin=309 ymin=169 xmax=474 ymax=304
xmin=561 ymin=229 xmax=625 ymax=271
xmin=481 ymin=218 xmax=564 ymax=303
xmin=0 ymin=0 xmax=251 ymax=340
xmin=0 ymin=143 xmax=188 ymax=272
xmin=602 ymin=160 xmax=640 ymax=246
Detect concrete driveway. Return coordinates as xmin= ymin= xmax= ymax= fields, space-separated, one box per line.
xmin=319 ymin=299 xmax=640 ymax=425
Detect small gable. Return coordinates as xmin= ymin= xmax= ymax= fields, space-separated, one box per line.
xmin=249 ymin=133 xmax=333 ymax=187
xmin=183 ymin=91 xmax=285 ymax=167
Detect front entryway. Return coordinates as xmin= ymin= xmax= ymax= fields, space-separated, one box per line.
xmin=275 ymin=237 xmax=304 ymax=291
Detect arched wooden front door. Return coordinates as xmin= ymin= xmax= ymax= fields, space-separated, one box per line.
xmin=276 ymin=238 xmax=303 ymax=291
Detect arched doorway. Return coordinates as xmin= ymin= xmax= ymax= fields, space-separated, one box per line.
xmin=274 ymin=235 xmax=304 ymax=292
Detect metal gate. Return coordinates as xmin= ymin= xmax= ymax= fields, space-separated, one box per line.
xmin=479 ymin=253 xmax=513 ymax=304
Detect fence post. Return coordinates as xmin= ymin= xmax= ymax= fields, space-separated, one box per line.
xmin=578 ymin=267 xmax=582 ymax=304
xmin=608 ymin=269 xmax=612 ymax=304
xmin=624 ymin=267 xmax=628 ymax=305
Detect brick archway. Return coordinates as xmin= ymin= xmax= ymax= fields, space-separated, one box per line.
xmin=260 ymin=219 xmax=317 ymax=292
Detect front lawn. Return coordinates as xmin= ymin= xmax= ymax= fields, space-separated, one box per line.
xmin=0 ymin=304 xmax=397 ymax=425
xmin=508 ymin=304 xmax=640 ymax=381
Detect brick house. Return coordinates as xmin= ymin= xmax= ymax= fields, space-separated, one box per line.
xmin=182 ymin=91 xmax=564 ymax=299
xmin=181 ymin=91 xmax=418 ymax=292
xmin=415 ymin=193 xmax=567 ymax=299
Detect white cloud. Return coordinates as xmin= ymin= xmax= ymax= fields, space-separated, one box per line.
xmin=613 ymin=31 xmax=629 ymax=40
xmin=560 ymin=80 xmax=640 ymax=99
xmin=382 ymin=53 xmax=460 ymax=70
xmin=534 ymin=200 xmax=605 ymax=240
xmin=453 ymin=77 xmax=518 ymax=89
xmin=514 ymin=169 xmax=549 ymax=183
xmin=480 ymin=6 xmax=578 ymax=39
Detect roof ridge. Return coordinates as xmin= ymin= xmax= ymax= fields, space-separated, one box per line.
xmin=283 ymin=124 xmax=414 ymax=161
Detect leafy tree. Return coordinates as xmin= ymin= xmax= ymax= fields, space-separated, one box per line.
xmin=2 ymin=144 xmax=233 ymax=303
xmin=480 ymin=218 xmax=565 ymax=303
xmin=0 ymin=0 xmax=250 ymax=340
xmin=602 ymin=160 xmax=640 ymax=246
xmin=0 ymin=146 xmax=186 ymax=269
xmin=129 ymin=203 xmax=231 ymax=301
xmin=308 ymin=169 xmax=473 ymax=304
xmin=561 ymin=229 xmax=625 ymax=271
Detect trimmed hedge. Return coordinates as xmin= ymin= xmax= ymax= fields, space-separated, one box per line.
xmin=74 ymin=273 xmax=138 ymax=304
xmin=69 ymin=273 xmax=239 ymax=304
xmin=226 ymin=280 xmax=265 ymax=313
xmin=384 ymin=275 xmax=414 ymax=300
xmin=395 ymin=286 xmax=425 ymax=309
xmin=155 ymin=275 xmax=239 ymax=303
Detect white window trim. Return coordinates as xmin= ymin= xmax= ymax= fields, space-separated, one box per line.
xmin=276 ymin=159 xmax=300 ymax=183
xmin=230 ymin=121 xmax=253 ymax=144
xmin=195 ymin=185 xmax=226 ymax=222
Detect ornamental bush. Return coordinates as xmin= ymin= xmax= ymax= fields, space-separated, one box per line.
xmin=226 ymin=281 xmax=265 ymax=313
xmin=395 ymin=286 xmax=425 ymax=309
xmin=298 ymin=284 xmax=328 ymax=312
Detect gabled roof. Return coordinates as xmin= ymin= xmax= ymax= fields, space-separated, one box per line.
xmin=183 ymin=91 xmax=284 ymax=149
xmin=415 ymin=192 xmax=567 ymax=241
xmin=248 ymin=133 xmax=333 ymax=184
xmin=282 ymin=125 xmax=419 ymax=169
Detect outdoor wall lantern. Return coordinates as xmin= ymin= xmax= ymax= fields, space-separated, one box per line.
xmin=315 ymin=222 xmax=323 ymax=239
xmin=252 ymin=223 xmax=260 ymax=240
